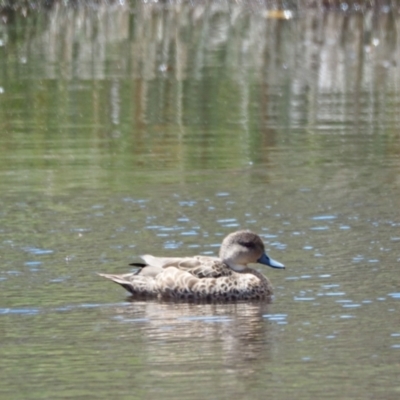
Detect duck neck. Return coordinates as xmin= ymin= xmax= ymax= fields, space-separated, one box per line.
xmin=236 ymin=266 xmax=269 ymax=284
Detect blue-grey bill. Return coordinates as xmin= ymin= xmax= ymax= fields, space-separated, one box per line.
xmin=257 ymin=253 xmax=285 ymax=269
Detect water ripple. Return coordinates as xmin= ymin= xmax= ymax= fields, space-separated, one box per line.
xmin=311 ymin=215 xmax=337 ymax=220
xmin=263 ymin=314 xmax=288 ymax=324
xmin=23 ymin=247 xmax=54 ymax=255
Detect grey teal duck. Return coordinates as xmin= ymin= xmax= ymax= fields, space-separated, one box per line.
xmin=98 ymin=230 xmax=284 ymax=301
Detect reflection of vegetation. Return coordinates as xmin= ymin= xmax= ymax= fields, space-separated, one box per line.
xmin=0 ymin=1 xmax=399 ymax=192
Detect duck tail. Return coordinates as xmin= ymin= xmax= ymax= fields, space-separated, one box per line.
xmin=97 ymin=273 xmax=136 ymax=295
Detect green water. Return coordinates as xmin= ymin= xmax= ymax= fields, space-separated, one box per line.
xmin=1 ymin=2 xmax=400 ymax=399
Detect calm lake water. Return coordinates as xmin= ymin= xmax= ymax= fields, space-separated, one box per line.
xmin=1 ymin=1 xmax=400 ymax=399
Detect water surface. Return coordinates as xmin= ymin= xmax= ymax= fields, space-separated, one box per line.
xmin=1 ymin=2 xmax=400 ymax=399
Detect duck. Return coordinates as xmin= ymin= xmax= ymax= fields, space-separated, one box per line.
xmin=98 ymin=230 xmax=285 ymax=301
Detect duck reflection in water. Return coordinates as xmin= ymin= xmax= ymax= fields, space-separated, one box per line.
xmin=99 ymin=230 xmax=285 ymax=301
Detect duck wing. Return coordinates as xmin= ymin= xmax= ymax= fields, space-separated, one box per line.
xmin=140 ymin=255 xmax=233 ymax=278
xmin=98 ymin=256 xmax=233 ymax=297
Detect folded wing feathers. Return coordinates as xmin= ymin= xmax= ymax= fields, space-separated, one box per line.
xmin=98 ymin=255 xmax=271 ymax=299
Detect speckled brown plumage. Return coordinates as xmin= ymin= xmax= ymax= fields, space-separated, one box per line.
xmin=98 ymin=230 xmax=285 ymax=301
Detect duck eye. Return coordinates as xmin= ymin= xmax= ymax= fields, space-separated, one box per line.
xmin=238 ymin=239 xmax=257 ymax=249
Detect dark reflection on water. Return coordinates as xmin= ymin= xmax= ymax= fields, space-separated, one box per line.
xmin=1 ymin=1 xmax=400 ymax=399
xmin=1 ymin=1 xmax=400 ymax=192
xmin=111 ymin=300 xmax=274 ymax=367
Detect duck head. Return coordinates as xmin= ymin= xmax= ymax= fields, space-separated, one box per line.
xmin=219 ymin=230 xmax=285 ymax=272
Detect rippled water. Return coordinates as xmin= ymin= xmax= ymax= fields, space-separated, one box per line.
xmin=1 ymin=2 xmax=400 ymax=399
